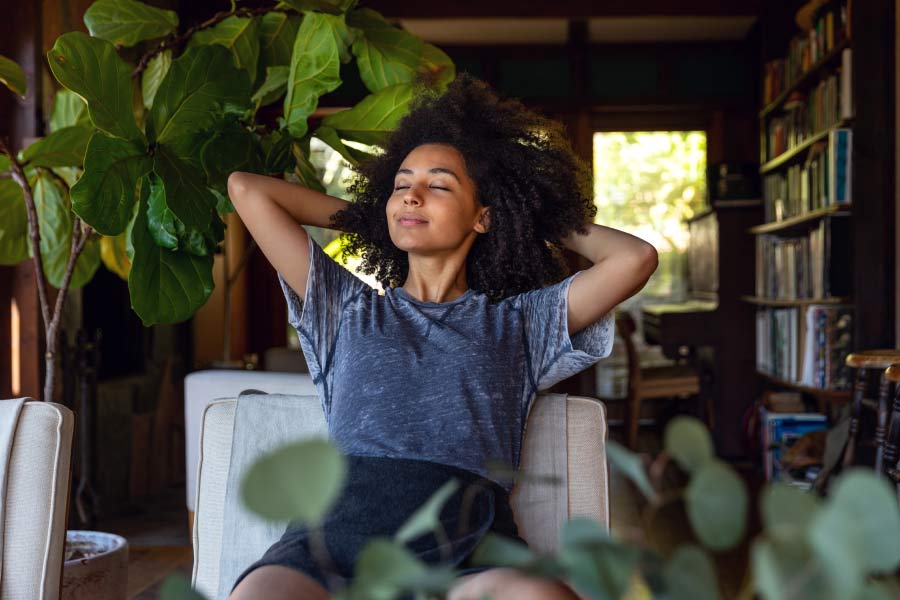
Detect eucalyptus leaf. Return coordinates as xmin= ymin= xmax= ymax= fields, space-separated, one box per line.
xmin=0 ymin=179 xmax=29 ymax=265
xmin=99 ymin=232 xmax=131 ymax=280
xmin=128 ymin=178 xmax=214 ymax=325
xmin=83 ymin=0 xmax=179 ymax=47
xmin=685 ymin=460 xmax=748 ymax=551
xmin=760 ymin=483 xmax=820 ymax=540
xmin=49 ymin=89 xmax=89 ymax=133
xmin=283 ymin=12 xmax=353 ymax=138
xmin=470 ymin=532 xmax=536 ymax=569
xmin=20 ymin=125 xmax=92 ymax=168
xmin=752 ymin=537 xmax=835 ymax=600
xmin=142 ymin=49 xmax=172 ymax=110
xmin=47 ymin=31 xmax=144 ymax=141
xmin=808 ymin=468 xmax=900 ymax=592
xmin=560 ymin=517 xmax=609 ymax=550
xmin=0 ymin=54 xmax=26 ymax=97
xmin=318 ymin=82 xmax=417 ymax=147
xmin=252 ymin=65 xmax=289 ymax=107
xmin=259 ymin=12 xmax=302 ymax=68
xmin=33 ymin=172 xmax=100 ymax=289
xmin=152 ymin=144 xmax=217 ymax=231
xmin=70 ymin=131 xmax=151 ymax=235
xmin=663 ymin=545 xmax=719 ymax=600
xmin=606 ymin=440 xmax=657 ymax=502
xmin=189 ymin=15 xmax=261 ymax=85
xmin=557 ymin=541 xmax=643 ymax=600
xmin=394 ymin=479 xmax=459 ymax=545
xmin=149 ymin=44 xmax=252 ymax=146
xmin=349 ymin=538 xmax=430 ymax=600
xmin=159 ymin=573 xmax=208 ymax=600
xmin=241 ymin=438 xmax=346 ymax=524
xmin=664 ymin=416 xmax=714 ymax=473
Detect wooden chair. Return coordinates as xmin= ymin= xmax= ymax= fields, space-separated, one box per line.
xmin=879 ymin=364 xmax=900 ymax=494
xmin=842 ymin=350 xmax=900 ymax=473
xmin=616 ymin=311 xmax=705 ymax=450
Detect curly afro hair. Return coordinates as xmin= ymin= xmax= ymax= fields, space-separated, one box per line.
xmin=328 ymin=72 xmax=597 ymax=302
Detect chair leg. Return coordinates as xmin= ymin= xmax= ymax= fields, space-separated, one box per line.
xmin=627 ymin=395 xmax=642 ymax=450
xmin=843 ymin=367 xmax=866 ymax=468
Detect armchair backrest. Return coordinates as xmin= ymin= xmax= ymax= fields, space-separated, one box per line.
xmin=191 ymin=392 xmax=608 ymax=598
xmin=2 ymin=399 xmax=74 ymax=600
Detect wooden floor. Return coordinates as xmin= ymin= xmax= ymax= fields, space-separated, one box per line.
xmin=96 ymin=424 xmax=753 ymax=599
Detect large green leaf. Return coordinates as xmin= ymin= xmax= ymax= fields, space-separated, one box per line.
xmin=310 ymin=125 xmax=373 ymax=167
xmin=347 ymin=8 xmax=454 ymax=93
xmin=152 ymin=145 xmax=217 ymax=231
xmin=20 ymin=125 xmax=93 ymax=168
xmin=664 ymin=416 xmax=714 ymax=474
xmin=0 ymin=54 xmax=27 ymax=97
xmin=258 ymin=12 xmax=302 ymax=68
xmin=32 ymin=172 xmax=100 ymax=289
xmin=128 ymin=178 xmax=214 ymax=325
xmin=252 ymin=65 xmax=289 ymax=107
xmin=283 ymin=12 xmax=353 ymax=138
xmin=46 ymin=32 xmax=144 ymax=141
xmin=0 ymin=179 xmax=29 ymax=264
xmin=241 ymin=438 xmax=346 ymax=524
xmin=318 ymin=82 xmax=416 ymax=147
xmin=146 ymin=173 xmax=219 ymax=257
xmin=148 ymin=44 xmax=251 ymax=146
xmin=760 ymin=484 xmax=820 ymax=540
xmin=141 ymin=49 xmax=172 ymax=110
xmin=291 ymin=142 xmax=327 ymax=192
xmin=685 ymin=460 xmax=748 ymax=551
xmin=261 ymin=129 xmax=297 ymax=174
xmin=100 ymin=231 xmax=131 ymax=280
xmin=199 ymin=119 xmax=263 ymax=193
xmin=83 ymin=0 xmax=178 ymax=47
xmin=188 ymin=16 xmax=261 ymax=85
xmin=49 ymin=89 xmax=89 ymax=133
xmin=280 ymin=0 xmax=358 ymax=15
xmin=70 ymin=131 xmax=151 ymax=235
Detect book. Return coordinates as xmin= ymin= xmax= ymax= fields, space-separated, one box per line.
xmin=761 ymin=409 xmax=828 ymax=485
xmin=828 ymin=128 xmax=852 ymax=204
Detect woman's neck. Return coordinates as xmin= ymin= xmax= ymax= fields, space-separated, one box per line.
xmin=401 ymin=252 xmax=470 ymax=303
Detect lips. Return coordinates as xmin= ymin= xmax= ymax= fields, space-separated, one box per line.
xmin=398 ymin=213 xmax=427 ymax=225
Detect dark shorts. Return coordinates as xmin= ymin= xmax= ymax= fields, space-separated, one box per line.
xmin=230 ymin=454 xmax=527 ymax=595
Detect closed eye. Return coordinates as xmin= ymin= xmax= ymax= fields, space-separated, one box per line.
xmin=394 ymin=185 xmax=450 ymax=191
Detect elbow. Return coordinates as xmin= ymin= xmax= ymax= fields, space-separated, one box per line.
xmin=227 ymin=171 xmax=251 ymax=200
xmin=637 ymin=242 xmax=659 ymax=280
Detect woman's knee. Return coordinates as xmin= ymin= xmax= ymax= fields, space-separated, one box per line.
xmin=447 ymin=567 xmax=580 ymax=600
xmin=229 ymin=565 xmax=329 ymax=600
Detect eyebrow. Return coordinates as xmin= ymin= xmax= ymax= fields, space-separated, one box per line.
xmin=395 ymin=167 xmax=460 ymax=183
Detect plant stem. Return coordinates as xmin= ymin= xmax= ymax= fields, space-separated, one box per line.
xmin=132 ymin=5 xmax=289 ymax=78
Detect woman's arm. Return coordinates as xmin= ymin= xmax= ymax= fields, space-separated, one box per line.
xmin=560 ymin=223 xmax=659 ymax=336
xmin=226 ymin=171 xmax=350 ymax=300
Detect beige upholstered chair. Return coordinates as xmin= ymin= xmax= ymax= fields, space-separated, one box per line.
xmin=191 ymin=392 xmax=610 ymax=599
xmin=1 ymin=398 xmax=75 ymax=599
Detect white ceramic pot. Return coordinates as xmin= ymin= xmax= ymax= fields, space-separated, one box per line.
xmin=62 ymin=531 xmax=128 ymax=600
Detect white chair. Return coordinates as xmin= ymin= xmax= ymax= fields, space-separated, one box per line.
xmin=183 ymin=369 xmax=317 ymax=527
xmin=1 ymin=398 xmax=75 ymax=599
xmin=191 ymin=392 xmax=610 ymax=599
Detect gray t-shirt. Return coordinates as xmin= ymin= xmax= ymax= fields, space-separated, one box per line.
xmin=278 ymin=235 xmax=615 ymax=489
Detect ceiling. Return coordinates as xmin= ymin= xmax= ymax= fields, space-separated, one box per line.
xmin=397 ymin=16 xmax=758 ymax=45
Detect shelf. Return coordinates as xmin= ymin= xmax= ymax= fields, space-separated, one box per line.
xmin=757 ymin=370 xmax=851 ymax=402
xmin=760 ymin=118 xmax=853 ymax=174
xmin=742 ymin=295 xmax=853 ymax=307
xmin=759 ymin=38 xmax=851 ymax=119
xmin=748 ymin=204 xmax=851 ymax=235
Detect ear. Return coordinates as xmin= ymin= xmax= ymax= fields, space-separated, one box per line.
xmin=475 ymin=206 xmax=491 ymax=234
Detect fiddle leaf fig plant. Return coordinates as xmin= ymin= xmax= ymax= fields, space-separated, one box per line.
xmin=0 ymin=0 xmax=454 ymax=403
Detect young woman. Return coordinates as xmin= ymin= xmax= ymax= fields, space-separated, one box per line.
xmin=227 ymin=74 xmax=658 ymax=600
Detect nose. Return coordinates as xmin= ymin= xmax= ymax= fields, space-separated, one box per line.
xmin=402 ymin=190 xmax=421 ymax=206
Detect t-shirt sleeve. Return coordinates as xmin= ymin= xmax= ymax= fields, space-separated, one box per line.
xmin=516 ymin=270 xmax=616 ymax=392
xmin=276 ymin=234 xmax=370 ymax=384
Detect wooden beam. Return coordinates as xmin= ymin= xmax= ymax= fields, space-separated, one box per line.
xmin=364 ymin=0 xmax=761 ymax=18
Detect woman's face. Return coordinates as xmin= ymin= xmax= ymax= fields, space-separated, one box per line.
xmin=386 ymin=143 xmax=489 ymax=254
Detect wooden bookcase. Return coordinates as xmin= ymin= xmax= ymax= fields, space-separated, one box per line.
xmin=751 ymin=0 xmax=896 ymax=404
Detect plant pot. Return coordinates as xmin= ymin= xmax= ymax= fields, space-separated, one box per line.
xmin=62 ymin=530 xmax=128 ymax=600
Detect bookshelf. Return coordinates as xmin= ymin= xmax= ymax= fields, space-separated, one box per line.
xmin=753 ymin=0 xmax=855 ymax=399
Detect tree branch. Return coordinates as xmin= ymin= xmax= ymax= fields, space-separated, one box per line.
xmin=132 ymin=5 xmax=289 ymax=78
xmin=0 ymin=137 xmax=51 ymax=330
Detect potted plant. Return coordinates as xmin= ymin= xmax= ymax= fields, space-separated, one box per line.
xmin=160 ymin=416 xmax=900 ymax=600
xmin=0 ymin=0 xmax=453 ymax=595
